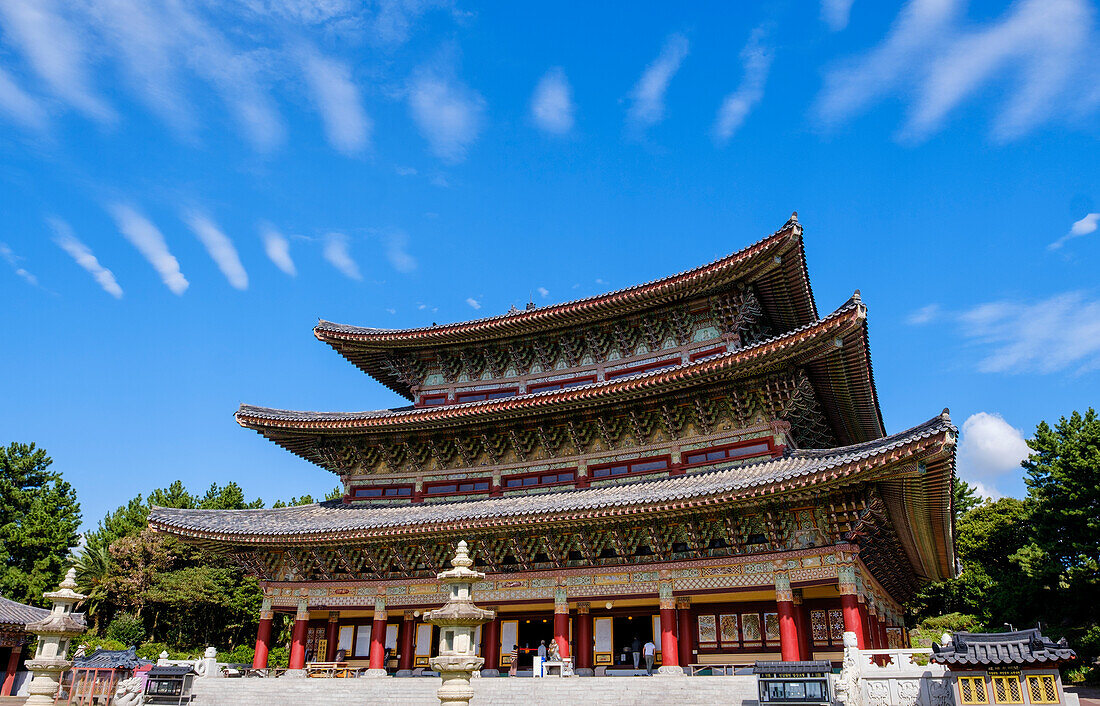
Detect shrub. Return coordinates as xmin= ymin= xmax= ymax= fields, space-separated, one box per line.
xmin=105 ymin=612 xmax=146 ymax=647
xmin=909 ymin=613 xmax=982 ymax=648
xmin=218 ymin=644 xmax=255 ymax=666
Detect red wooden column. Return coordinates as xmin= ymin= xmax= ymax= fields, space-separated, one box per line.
xmin=775 ymin=572 xmax=800 ymax=662
xmin=839 ymin=565 xmax=867 ymax=649
xmin=657 ymin=581 xmax=681 ymax=674
xmin=252 ymin=599 xmax=273 ymax=669
xmin=676 ymin=597 xmax=693 ymax=669
xmin=325 ymin=611 xmax=339 ymax=661
xmin=2 ymin=646 xmax=21 ymax=697
xmin=877 ymin=616 xmax=889 ymax=650
xmin=483 ymin=611 xmax=501 ymax=673
xmin=553 ymin=589 xmax=570 ymax=658
xmin=288 ymin=598 xmax=310 ymax=671
xmin=368 ymin=598 xmax=388 ymax=674
xmin=398 ymin=612 xmax=416 ymax=672
xmin=575 ymin=603 xmax=593 ymax=673
xmin=792 ymin=590 xmax=812 ymax=661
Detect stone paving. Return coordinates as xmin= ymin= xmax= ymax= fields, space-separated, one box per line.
xmin=190 ymin=675 xmax=761 ymax=706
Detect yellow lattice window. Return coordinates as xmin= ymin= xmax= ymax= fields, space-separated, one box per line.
xmin=1025 ymin=675 xmax=1059 ymax=704
xmin=991 ymin=676 xmax=1023 ymax=704
xmin=959 ymin=676 xmax=989 ymax=705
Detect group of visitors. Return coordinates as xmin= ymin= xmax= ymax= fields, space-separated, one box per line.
xmin=620 ymin=636 xmax=658 ymax=675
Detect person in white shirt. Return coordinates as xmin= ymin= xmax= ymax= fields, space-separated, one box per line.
xmin=642 ymin=640 xmax=656 ymax=675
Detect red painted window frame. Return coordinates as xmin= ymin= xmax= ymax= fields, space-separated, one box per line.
xmin=680 ymin=438 xmax=777 ymax=469
xmin=350 ymin=484 xmax=414 ymax=499
xmin=422 ymin=478 xmax=492 ymax=497
xmin=604 ymin=358 xmax=680 ymax=381
xmin=527 ymin=375 xmax=598 ymax=394
xmin=588 ymin=454 xmax=672 ymax=481
xmin=501 ymin=468 xmax=577 ymax=491
xmin=688 ymin=346 xmax=725 ymax=362
xmin=454 ymin=387 xmax=519 ymax=403
xmin=692 ymin=600 xmax=788 ymax=654
xmin=417 ymin=393 xmax=448 ymax=407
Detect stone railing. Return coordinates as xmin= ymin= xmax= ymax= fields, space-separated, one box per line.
xmin=835 ymin=633 xmax=952 ymax=706
xmin=156 ymin=647 xmax=234 ymax=678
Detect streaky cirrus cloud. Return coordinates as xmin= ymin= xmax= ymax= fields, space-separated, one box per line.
xmin=627 ymin=33 xmax=689 ymax=134
xmin=259 ymin=223 xmax=296 ymax=276
xmin=0 ymin=242 xmax=40 ymax=287
xmin=0 ymin=67 xmax=48 ymax=130
xmin=0 ymin=0 xmax=115 ymax=123
xmin=465 ymin=297 xmax=481 ymax=310
xmin=322 ymin=232 xmax=362 ymax=280
xmin=300 ymin=49 xmax=371 ymax=154
xmin=713 ymin=26 xmax=773 ymax=144
xmin=911 ymin=292 xmax=1100 ymax=374
xmin=382 ymin=230 xmax=416 ymax=273
xmin=906 ymin=303 xmax=940 ymax=325
xmin=817 ymin=0 xmax=1097 ymax=141
xmin=48 ymin=217 xmax=124 ymax=298
xmin=957 ymin=411 xmax=1031 ymax=499
xmin=1049 ymin=212 xmax=1099 ymax=250
xmin=407 ymin=64 xmax=486 ymax=163
xmin=108 ymin=204 xmax=189 ymax=295
xmin=822 ymin=0 xmax=856 ymax=31
xmin=530 ymin=67 xmax=575 ymax=135
xmin=182 ymin=211 xmax=248 ymax=290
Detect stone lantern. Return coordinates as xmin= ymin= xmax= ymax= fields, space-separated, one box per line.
xmin=23 ymin=568 xmax=87 ymax=706
xmin=425 ymin=541 xmax=495 ymax=706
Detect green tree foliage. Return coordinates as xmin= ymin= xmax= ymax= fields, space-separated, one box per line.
xmin=0 ymin=442 xmax=81 ymax=605
xmin=911 ymin=408 xmax=1100 ymax=674
xmin=953 ymin=477 xmax=982 ymax=518
xmin=106 ymin=612 xmax=146 ymax=647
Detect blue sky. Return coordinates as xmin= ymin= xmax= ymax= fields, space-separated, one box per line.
xmin=1 ymin=0 xmax=1097 ymax=531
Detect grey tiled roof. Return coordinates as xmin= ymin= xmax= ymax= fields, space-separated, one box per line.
xmin=932 ymin=629 xmax=1077 ymax=666
xmin=241 ymin=296 xmax=864 ymax=425
xmin=0 ymin=595 xmax=48 ymax=628
xmin=74 ymin=647 xmax=151 ymax=670
xmin=150 ymin=412 xmax=954 ymax=541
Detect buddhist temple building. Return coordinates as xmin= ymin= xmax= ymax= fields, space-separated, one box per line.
xmin=1 ymin=595 xmax=50 ymax=696
xmin=149 ymin=214 xmax=957 ymax=674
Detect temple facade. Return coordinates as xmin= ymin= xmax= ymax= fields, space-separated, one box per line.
xmin=150 ymin=214 xmax=957 ymax=675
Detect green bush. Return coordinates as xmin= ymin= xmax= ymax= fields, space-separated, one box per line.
xmin=909 ymin=613 xmax=982 ymax=647
xmin=105 ymin=612 xmax=146 ymax=647
xmin=67 ymin=634 xmax=126 ymax=658
xmin=217 ymin=644 xmax=255 ymax=665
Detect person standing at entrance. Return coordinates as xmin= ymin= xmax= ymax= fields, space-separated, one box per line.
xmin=643 ymin=639 xmax=656 ymax=675
xmin=508 ymin=644 xmax=519 ymax=677
xmin=536 ymin=640 xmax=547 ymax=677
xmin=631 ymin=635 xmax=642 ymax=670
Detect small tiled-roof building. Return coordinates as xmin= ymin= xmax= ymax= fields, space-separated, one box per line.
xmin=0 ymin=595 xmax=49 ymax=696
xmin=150 ymin=214 xmax=957 ymax=676
xmin=932 ymin=628 xmax=1077 ymax=705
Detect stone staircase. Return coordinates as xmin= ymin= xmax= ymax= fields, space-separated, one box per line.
xmin=191 ymin=675 xmax=761 ymax=705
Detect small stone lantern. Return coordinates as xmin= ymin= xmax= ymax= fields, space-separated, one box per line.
xmin=425 ymin=541 xmax=495 ymax=706
xmin=23 ymin=569 xmax=87 ymax=706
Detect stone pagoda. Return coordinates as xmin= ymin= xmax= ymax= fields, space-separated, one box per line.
xmin=23 ymin=568 xmax=86 ymax=706
xmin=425 ymin=541 xmax=494 ymax=706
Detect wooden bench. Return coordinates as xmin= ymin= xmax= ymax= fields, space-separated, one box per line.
xmin=306 ymin=662 xmax=363 ymax=678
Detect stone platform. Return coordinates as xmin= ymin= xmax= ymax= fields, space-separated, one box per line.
xmin=191 ymin=675 xmax=760 ymax=706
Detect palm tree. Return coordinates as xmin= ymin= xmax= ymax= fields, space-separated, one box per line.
xmin=73 ymin=542 xmax=112 ymax=633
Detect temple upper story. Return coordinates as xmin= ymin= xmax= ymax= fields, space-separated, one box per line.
xmin=313 ymin=215 xmax=815 ymax=405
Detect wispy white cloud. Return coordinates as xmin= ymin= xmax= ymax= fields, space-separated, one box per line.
xmin=627 ymin=33 xmax=689 ymax=134
xmin=0 ymin=67 xmax=48 ymax=130
xmin=108 ymin=204 xmax=189 ymax=295
xmin=182 ymin=211 xmax=248 ymax=290
xmin=537 ymin=286 xmax=549 ymax=298
xmin=300 ymin=49 xmax=371 ymax=154
xmin=407 ymin=63 xmax=485 ymax=163
xmin=1049 ymin=212 xmax=1099 ymax=250
xmin=260 ymin=223 xmax=296 ymax=276
xmin=956 ymin=292 xmax=1100 ymax=374
xmin=821 ymin=0 xmax=856 ymax=31
xmin=465 ymin=297 xmax=481 ymax=310
xmin=907 ymin=303 xmax=940 ymax=325
xmin=382 ymin=230 xmax=416 ymax=273
xmin=817 ymin=0 xmax=1097 ymax=141
xmin=323 ymin=232 xmax=361 ymax=280
xmin=48 ymin=217 xmax=123 ymax=298
xmin=395 ymin=166 xmax=418 ymax=176
xmin=530 ymin=67 xmax=574 ymax=135
xmin=0 ymin=242 xmax=39 ymax=287
xmin=957 ymin=411 xmax=1030 ymax=498
xmin=0 ymin=0 xmax=115 ymax=123
xmin=713 ymin=26 xmax=772 ymax=144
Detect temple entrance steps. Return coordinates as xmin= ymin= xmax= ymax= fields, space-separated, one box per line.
xmin=190 ymin=674 xmax=761 ymax=706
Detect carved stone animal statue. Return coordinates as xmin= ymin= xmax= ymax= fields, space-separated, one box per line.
xmin=113 ymin=677 xmax=144 ymax=706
